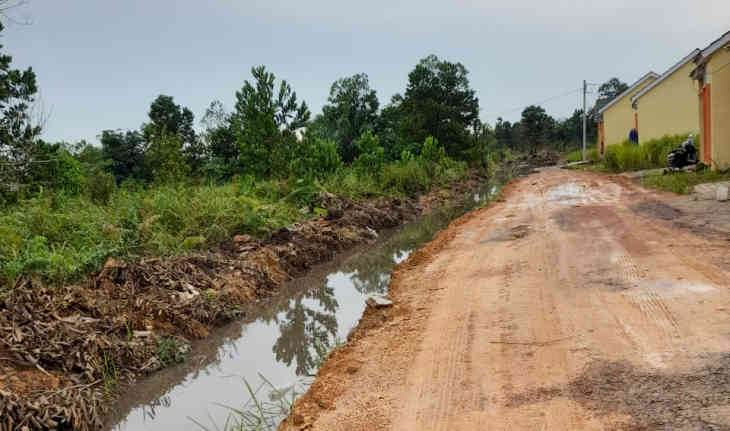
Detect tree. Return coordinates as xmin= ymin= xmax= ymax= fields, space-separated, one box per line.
xmin=495 ymin=118 xmax=514 ymax=150
xmin=399 ymin=55 xmax=479 ymax=158
xmin=0 ymin=21 xmax=41 ymax=186
xmin=233 ymin=65 xmax=310 ymax=178
xmin=591 ymin=78 xmax=629 ymax=120
xmin=376 ymin=94 xmax=407 ymax=161
xmin=200 ymin=100 xmax=237 ymax=177
xmin=143 ymin=95 xmax=203 ymax=174
xmin=145 ymin=129 xmax=187 ymax=183
xmin=100 ymin=130 xmax=145 ymax=183
xmin=319 ymin=73 xmax=379 ymax=163
xmin=520 ymin=105 xmax=553 ymax=153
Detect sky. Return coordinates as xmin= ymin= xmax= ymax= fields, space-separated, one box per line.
xmin=5 ymin=0 xmax=729 ymax=144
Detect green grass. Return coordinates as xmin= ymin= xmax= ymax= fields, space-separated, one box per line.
xmin=640 ymin=168 xmax=730 ymax=194
xmin=190 ymin=374 xmax=300 ymax=431
xmin=0 ymin=159 xmax=471 ymax=289
xmin=564 ymin=147 xmax=600 ymax=164
xmin=602 ymin=133 xmax=692 ymax=173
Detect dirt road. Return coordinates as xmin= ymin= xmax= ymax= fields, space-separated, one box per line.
xmin=282 ymin=168 xmax=730 ymax=431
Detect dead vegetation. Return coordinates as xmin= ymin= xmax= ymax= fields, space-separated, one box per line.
xmin=0 ymin=176 xmax=485 ymax=430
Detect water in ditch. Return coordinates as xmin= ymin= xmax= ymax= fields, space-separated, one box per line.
xmin=107 ymin=185 xmax=499 ymax=431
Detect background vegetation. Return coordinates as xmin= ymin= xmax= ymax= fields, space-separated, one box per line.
xmin=0 ymin=31 xmax=509 ymax=289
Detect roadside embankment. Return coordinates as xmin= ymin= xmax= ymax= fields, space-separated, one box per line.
xmin=0 ymin=172 xmax=489 ymax=431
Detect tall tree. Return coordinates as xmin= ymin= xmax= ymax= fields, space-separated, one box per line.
xmin=143 ymin=95 xmax=203 ymax=174
xmin=0 ymin=21 xmax=40 ymax=185
xmin=100 ymin=130 xmax=145 ymax=183
xmin=399 ymin=55 xmax=479 ymax=158
xmin=233 ymin=65 xmax=310 ymax=178
xmin=319 ymin=73 xmax=379 ymax=163
xmin=494 ymin=118 xmax=514 ymax=150
xmin=520 ymin=105 xmax=553 ymax=154
xmin=200 ymin=100 xmax=237 ymax=161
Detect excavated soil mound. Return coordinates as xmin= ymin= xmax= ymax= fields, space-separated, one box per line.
xmin=0 ymin=176 xmax=486 ymax=431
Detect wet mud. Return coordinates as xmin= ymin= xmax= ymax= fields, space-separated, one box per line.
xmin=509 ymin=354 xmax=730 ymax=430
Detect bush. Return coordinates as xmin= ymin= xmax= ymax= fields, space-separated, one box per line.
xmin=353 ymin=131 xmax=385 ymax=177
xmin=602 ymin=134 xmax=691 ymax=173
xmin=87 ymin=170 xmax=117 ymax=205
xmin=289 ymin=137 xmax=342 ymax=180
xmin=381 ymin=160 xmax=430 ymax=196
xmin=565 ymin=149 xmax=583 ymax=163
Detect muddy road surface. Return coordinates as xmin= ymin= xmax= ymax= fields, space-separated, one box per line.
xmin=283 ymin=168 xmax=730 ymax=431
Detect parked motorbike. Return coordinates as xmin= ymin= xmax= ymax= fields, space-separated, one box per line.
xmin=667 ymin=135 xmax=697 ymax=170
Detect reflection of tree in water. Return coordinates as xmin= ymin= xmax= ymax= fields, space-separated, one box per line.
xmin=346 ymin=206 xmax=464 ymax=295
xmin=266 ymin=199 xmax=483 ymax=376
xmin=271 ymin=283 xmax=339 ymax=376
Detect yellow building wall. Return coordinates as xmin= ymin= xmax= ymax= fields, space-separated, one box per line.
xmin=708 ymin=48 xmax=730 ymax=169
xmin=636 ymin=61 xmax=700 ymax=144
xmin=602 ymin=77 xmax=657 ymax=147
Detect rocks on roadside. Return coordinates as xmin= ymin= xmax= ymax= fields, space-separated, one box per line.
xmin=366 ymin=296 xmax=393 ymax=308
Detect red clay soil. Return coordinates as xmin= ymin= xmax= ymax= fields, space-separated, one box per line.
xmin=280 ymin=168 xmax=730 ymax=431
xmin=0 ymin=173 xmax=486 ymax=431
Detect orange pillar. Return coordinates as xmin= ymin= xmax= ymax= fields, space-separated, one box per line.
xmin=702 ymin=84 xmax=712 ymax=165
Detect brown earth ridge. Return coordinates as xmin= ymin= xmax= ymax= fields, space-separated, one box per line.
xmin=281 ymin=168 xmax=730 ymax=431
xmin=0 ymin=172 xmax=491 ymax=431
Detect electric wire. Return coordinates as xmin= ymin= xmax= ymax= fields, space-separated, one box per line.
xmin=484 ymin=87 xmax=581 ymax=119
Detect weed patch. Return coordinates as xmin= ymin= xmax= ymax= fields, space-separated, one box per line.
xmin=640 ymin=169 xmax=730 ymax=194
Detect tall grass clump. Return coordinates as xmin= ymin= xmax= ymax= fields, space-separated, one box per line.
xmin=603 ymin=133 xmax=692 ymax=172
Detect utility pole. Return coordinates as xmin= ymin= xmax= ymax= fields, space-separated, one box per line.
xmin=582 ymin=80 xmax=587 ymax=161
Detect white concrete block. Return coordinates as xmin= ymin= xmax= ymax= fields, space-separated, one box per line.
xmin=717 ymin=185 xmax=729 ymax=201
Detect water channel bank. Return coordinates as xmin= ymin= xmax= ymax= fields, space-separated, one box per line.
xmin=105 ymin=180 xmax=502 ymax=431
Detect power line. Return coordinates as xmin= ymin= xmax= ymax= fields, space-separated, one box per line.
xmin=484 ymin=87 xmax=581 ymax=119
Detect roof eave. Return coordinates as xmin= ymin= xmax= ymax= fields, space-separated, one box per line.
xmin=597 ymin=72 xmax=659 ymax=114
xmin=631 ymin=49 xmax=701 ymax=103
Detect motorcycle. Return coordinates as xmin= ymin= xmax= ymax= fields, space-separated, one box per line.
xmin=666 ymin=135 xmax=697 ymax=170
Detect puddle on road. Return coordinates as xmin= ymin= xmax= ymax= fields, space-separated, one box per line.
xmin=106 ymin=190 xmax=496 ymax=431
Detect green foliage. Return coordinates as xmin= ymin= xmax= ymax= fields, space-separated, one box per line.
xmin=565 ymin=149 xmax=583 ymax=163
xmin=317 ymin=73 xmax=379 ymax=163
xmin=0 ymin=22 xmax=41 ymax=187
xmin=398 ymin=55 xmax=480 ymax=158
xmin=640 ymin=168 xmax=730 ymax=194
xmin=288 ymin=135 xmax=342 ymax=180
xmin=352 ymin=130 xmax=385 ymax=177
xmin=381 ymin=159 xmax=431 ymax=196
xmin=144 ymin=95 xmax=203 ymax=175
xmin=100 ymin=130 xmax=146 ymax=183
xmin=156 ymin=336 xmax=188 ymax=367
xmin=234 ymin=65 xmax=310 ymax=178
xmin=87 ymin=170 xmax=117 ymax=205
xmin=420 ymin=136 xmax=446 ymax=164
xmin=602 ymin=134 xmax=690 ymax=172
xmin=144 ymin=129 xmax=189 ymax=184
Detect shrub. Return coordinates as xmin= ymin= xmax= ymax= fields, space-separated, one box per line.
xmin=565 ymin=149 xmax=583 ymax=163
xmin=353 ymin=131 xmax=385 ymax=177
xmin=289 ymin=137 xmax=342 ymax=180
xmin=381 ymin=160 xmax=430 ymax=196
xmin=87 ymin=170 xmax=117 ymax=205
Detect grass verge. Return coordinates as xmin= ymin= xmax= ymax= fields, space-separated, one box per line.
xmin=640 ymin=169 xmax=730 ymax=194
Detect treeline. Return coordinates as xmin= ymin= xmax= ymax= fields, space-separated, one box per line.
xmin=493 ymin=78 xmax=629 ymax=154
xmin=1 ymin=39 xmax=506 ymax=207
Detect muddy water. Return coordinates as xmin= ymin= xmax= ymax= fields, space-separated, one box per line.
xmin=107 ymin=188 xmax=497 ymax=431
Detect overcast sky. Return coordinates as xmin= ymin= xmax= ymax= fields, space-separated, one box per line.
xmin=6 ymin=0 xmax=729 ymax=144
